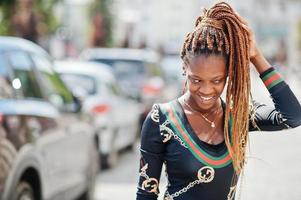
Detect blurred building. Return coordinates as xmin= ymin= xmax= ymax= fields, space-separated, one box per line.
xmin=50 ymin=0 xmax=93 ymax=59
xmin=50 ymin=0 xmax=301 ymax=74
xmin=112 ymin=0 xmax=203 ymax=52
xmin=112 ymin=0 xmax=301 ymax=72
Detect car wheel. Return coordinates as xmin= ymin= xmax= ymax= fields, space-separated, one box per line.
xmin=77 ymin=181 xmax=95 ymax=200
xmin=101 ymin=127 xmax=119 ymax=169
xmin=14 ymin=181 xmax=35 ymax=200
xmin=0 ymin=138 xmax=17 ymax=182
xmin=78 ymin=143 xmax=99 ymax=200
xmin=102 ymin=147 xmax=118 ymax=169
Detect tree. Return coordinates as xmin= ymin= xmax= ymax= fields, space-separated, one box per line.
xmin=89 ymin=0 xmax=113 ymax=47
xmin=0 ymin=0 xmax=60 ymax=43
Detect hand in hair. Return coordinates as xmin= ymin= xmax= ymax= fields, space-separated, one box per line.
xmin=234 ymin=11 xmax=271 ymax=73
xmin=234 ymin=12 xmax=259 ymax=60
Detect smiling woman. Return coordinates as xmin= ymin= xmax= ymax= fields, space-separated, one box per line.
xmin=136 ymin=2 xmax=301 ymax=200
xmin=184 ymin=55 xmax=227 ymax=112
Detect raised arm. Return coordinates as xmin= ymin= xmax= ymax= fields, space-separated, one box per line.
xmin=235 ymin=12 xmax=301 ymax=131
xmin=249 ymin=66 xmax=301 ymax=131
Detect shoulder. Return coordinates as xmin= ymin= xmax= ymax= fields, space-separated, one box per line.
xmin=147 ymin=100 xmax=176 ymax=121
xmin=141 ymin=100 xmax=175 ymax=134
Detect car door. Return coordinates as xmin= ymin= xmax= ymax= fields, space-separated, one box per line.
xmin=106 ymin=80 xmax=140 ymax=149
xmin=30 ymin=53 xmax=93 ymax=193
xmin=4 ymin=50 xmax=69 ymax=197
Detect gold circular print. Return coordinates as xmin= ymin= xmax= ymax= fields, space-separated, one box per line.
xmin=197 ymin=166 xmax=215 ymax=183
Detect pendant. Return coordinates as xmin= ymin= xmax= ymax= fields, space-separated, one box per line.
xmin=211 ymin=122 xmax=215 ymax=128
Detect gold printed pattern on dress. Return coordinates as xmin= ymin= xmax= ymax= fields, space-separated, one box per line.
xmin=164 ymin=166 xmax=215 ymax=199
xmin=151 ymin=104 xmax=160 ymax=122
xmin=197 ymin=166 xmax=215 ymax=183
xmin=142 ymin=178 xmax=159 ymax=194
xmin=227 ymin=185 xmax=237 ymax=200
xmin=160 ymin=119 xmax=188 ymax=147
xmin=140 ymin=163 xmax=159 ymax=194
xmin=160 ymin=120 xmax=172 ymax=143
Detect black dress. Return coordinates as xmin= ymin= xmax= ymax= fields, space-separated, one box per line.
xmin=136 ymin=67 xmax=301 ymax=200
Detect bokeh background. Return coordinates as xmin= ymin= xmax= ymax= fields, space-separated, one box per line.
xmin=1 ymin=0 xmax=301 ymax=199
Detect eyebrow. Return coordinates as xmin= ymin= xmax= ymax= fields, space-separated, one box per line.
xmin=189 ymin=74 xmax=225 ymax=79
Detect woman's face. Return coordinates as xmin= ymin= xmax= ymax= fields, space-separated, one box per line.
xmin=185 ymin=54 xmax=227 ymax=112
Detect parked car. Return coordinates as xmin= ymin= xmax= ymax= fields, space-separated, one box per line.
xmin=0 ymin=36 xmax=98 ymax=200
xmin=54 ymin=60 xmax=140 ymax=168
xmin=80 ymin=48 xmax=164 ymax=129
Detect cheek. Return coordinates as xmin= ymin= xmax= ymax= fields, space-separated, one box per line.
xmin=216 ymin=84 xmax=226 ymax=94
xmin=187 ymin=83 xmax=226 ymax=94
xmin=186 ymin=82 xmax=198 ymax=93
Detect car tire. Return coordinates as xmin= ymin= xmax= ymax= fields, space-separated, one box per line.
xmin=78 ymin=143 xmax=99 ymax=200
xmin=101 ymin=147 xmax=118 ymax=169
xmin=101 ymin=127 xmax=119 ymax=169
xmin=0 ymin=138 xmax=17 ymax=182
xmin=13 ymin=181 xmax=35 ymax=200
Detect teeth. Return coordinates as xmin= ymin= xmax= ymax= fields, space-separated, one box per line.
xmin=200 ymin=96 xmax=213 ymax=101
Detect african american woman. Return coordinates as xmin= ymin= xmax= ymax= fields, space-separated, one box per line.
xmin=136 ymin=2 xmax=301 ymax=200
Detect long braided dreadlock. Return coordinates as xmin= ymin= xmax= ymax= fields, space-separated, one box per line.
xmin=181 ymin=2 xmax=251 ymax=174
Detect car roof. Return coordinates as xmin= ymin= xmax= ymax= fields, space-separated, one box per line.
xmin=0 ymin=36 xmax=49 ymax=58
xmin=80 ymin=48 xmax=159 ymax=63
xmin=54 ymin=60 xmax=115 ymax=82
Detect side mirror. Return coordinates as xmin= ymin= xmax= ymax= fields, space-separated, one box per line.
xmin=59 ymin=93 xmax=82 ymax=113
xmin=72 ymin=94 xmax=82 ymax=113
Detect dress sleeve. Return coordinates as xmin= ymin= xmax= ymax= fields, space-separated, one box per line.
xmin=249 ymin=67 xmax=301 ymax=131
xmin=136 ymin=104 xmax=165 ymax=200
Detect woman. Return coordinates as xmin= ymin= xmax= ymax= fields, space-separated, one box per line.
xmin=136 ymin=2 xmax=301 ymax=200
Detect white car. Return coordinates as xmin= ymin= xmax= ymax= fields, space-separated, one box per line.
xmin=80 ymin=48 xmax=165 ymax=131
xmin=55 ymin=60 xmax=141 ymax=168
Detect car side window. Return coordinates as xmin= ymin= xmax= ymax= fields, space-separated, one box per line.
xmin=7 ymin=51 xmax=43 ymax=99
xmin=31 ymin=54 xmax=73 ymax=107
xmin=107 ymin=81 xmax=122 ymax=96
xmin=0 ymin=54 xmax=8 ymax=77
xmin=0 ymin=54 xmax=13 ymax=99
xmin=147 ymin=62 xmax=162 ymax=77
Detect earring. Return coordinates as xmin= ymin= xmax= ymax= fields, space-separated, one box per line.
xmin=182 ymin=66 xmax=186 ymax=76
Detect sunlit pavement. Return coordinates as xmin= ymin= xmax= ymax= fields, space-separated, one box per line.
xmin=94 ymin=71 xmax=301 ymax=200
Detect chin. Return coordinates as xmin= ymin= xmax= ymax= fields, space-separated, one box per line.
xmin=195 ymin=96 xmax=219 ymax=112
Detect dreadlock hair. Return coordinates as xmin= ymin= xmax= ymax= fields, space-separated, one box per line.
xmin=180 ymin=2 xmax=251 ymax=175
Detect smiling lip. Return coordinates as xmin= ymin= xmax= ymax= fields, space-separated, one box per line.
xmin=198 ymin=95 xmax=216 ymax=104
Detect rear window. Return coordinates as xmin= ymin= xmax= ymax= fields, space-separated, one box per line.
xmin=60 ymin=73 xmax=97 ymax=95
xmin=91 ymin=59 xmax=145 ymax=77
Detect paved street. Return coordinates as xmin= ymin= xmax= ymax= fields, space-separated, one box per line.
xmin=94 ymin=71 xmax=301 ymax=200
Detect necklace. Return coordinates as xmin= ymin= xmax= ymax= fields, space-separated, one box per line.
xmin=183 ymin=100 xmax=220 ymax=128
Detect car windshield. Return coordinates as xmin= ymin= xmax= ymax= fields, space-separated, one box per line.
xmin=60 ymin=73 xmax=97 ymax=96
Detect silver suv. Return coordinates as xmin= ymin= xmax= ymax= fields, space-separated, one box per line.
xmin=0 ymin=37 xmax=98 ymax=200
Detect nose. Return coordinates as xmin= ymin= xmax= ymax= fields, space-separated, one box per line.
xmin=198 ymin=82 xmax=214 ymax=95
